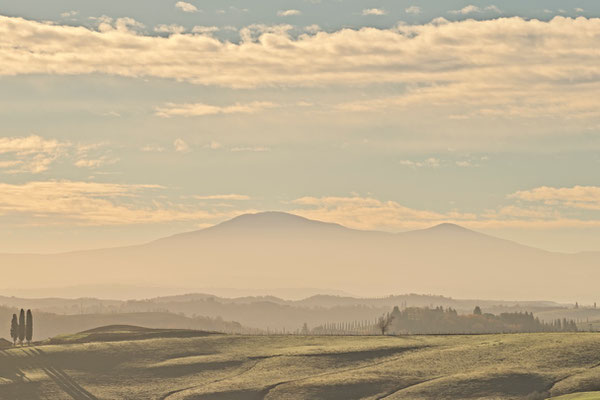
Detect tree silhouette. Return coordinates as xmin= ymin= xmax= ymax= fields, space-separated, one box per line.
xmin=377 ymin=313 xmax=393 ymax=335
xmin=10 ymin=314 xmax=19 ymax=346
xmin=18 ymin=309 xmax=25 ymax=346
xmin=473 ymin=306 xmax=482 ymax=315
xmin=26 ymin=309 xmax=33 ymax=345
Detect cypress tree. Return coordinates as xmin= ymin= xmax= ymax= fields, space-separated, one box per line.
xmin=26 ymin=310 xmax=33 ymax=345
xmin=18 ymin=309 xmax=25 ymax=345
xmin=10 ymin=314 xmax=18 ymax=346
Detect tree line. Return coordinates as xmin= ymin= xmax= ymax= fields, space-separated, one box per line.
xmin=386 ymin=306 xmax=578 ymax=334
xmin=307 ymin=305 xmax=580 ymax=336
xmin=10 ymin=309 xmax=33 ymax=346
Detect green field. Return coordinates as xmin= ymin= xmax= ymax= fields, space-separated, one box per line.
xmin=2 ymin=327 xmax=600 ymax=399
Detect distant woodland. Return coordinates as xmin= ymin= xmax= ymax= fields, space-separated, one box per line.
xmin=0 ymin=293 xmax=588 ymax=340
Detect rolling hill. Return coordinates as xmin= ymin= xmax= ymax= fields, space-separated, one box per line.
xmin=0 ymin=212 xmax=597 ymax=302
xmin=3 ymin=328 xmax=600 ymax=399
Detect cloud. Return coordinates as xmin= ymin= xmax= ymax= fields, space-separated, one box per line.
xmin=400 ymin=158 xmax=440 ymax=168
xmin=230 ymin=146 xmax=270 ymax=152
xmin=156 ymin=101 xmax=277 ymax=118
xmin=0 ymin=135 xmax=116 ymax=173
xmin=1 ymin=12 xmax=600 ymax=119
xmin=510 ymin=186 xmax=600 ymax=210
xmin=173 ymin=138 xmax=190 ymax=153
xmin=154 ymin=24 xmax=186 ymax=34
xmin=405 ymin=6 xmax=422 ymax=15
xmin=175 ymin=1 xmax=199 ymax=13
xmin=362 ymin=8 xmax=387 ymax=16
xmin=291 ymin=193 xmax=600 ymax=232
xmin=60 ymin=11 xmax=79 ymax=18
xmin=449 ymin=5 xmax=501 ymax=15
xmin=0 ymin=135 xmax=68 ymax=173
xmin=74 ymin=156 xmax=117 ymax=169
xmin=194 ymin=194 xmax=250 ymax=200
xmin=292 ymin=196 xmax=474 ymax=231
xmin=304 ymin=24 xmax=320 ymax=33
xmin=277 ymin=9 xmax=301 ymax=17
xmin=192 ymin=26 xmax=219 ymax=34
xmin=141 ymin=144 xmax=166 ymax=152
xmin=0 ymin=180 xmax=254 ymax=225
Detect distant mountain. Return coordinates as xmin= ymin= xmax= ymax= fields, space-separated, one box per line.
xmin=0 ymin=212 xmax=597 ymax=301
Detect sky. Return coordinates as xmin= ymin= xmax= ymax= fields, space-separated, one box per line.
xmin=0 ymin=0 xmax=599 ymax=254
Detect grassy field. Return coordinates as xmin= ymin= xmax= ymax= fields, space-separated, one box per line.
xmin=2 ymin=327 xmax=600 ymax=399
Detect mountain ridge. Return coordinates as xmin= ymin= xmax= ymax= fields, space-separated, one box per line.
xmin=0 ymin=211 xmax=597 ymax=301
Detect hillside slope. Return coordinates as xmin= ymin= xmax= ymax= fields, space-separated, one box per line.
xmin=2 ymin=331 xmax=600 ymax=399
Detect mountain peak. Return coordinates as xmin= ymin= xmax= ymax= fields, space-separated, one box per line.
xmin=428 ymin=223 xmax=474 ymax=233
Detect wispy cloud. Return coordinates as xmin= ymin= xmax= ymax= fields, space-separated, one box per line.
xmin=1 ymin=14 xmax=600 ymax=124
xmin=449 ymin=5 xmax=501 ymax=15
xmin=60 ymin=10 xmax=79 ymax=18
xmin=173 ymin=138 xmax=191 ymax=153
xmin=405 ymin=6 xmax=422 ymax=15
xmin=192 ymin=26 xmax=219 ymax=34
xmin=0 ymin=135 xmax=68 ymax=173
xmin=230 ymin=146 xmax=270 ymax=152
xmin=277 ymin=9 xmax=301 ymax=17
xmin=400 ymin=158 xmax=440 ymax=168
xmin=194 ymin=194 xmax=250 ymax=200
xmin=154 ymin=24 xmax=186 ymax=34
xmin=0 ymin=181 xmax=254 ymax=225
xmin=362 ymin=8 xmax=387 ymax=16
xmin=291 ymin=193 xmax=600 ymax=232
xmin=510 ymin=186 xmax=600 ymax=210
xmin=175 ymin=1 xmax=199 ymax=13
xmin=141 ymin=144 xmax=165 ymax=153
xmin=292 ymin=196 xmax=473 ymax=231
xmin=155 ymin=101 xmax=277 ymax=118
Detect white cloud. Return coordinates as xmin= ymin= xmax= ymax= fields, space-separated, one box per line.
xmin=154 ymin=24 xmax=186 ymax=34
xmin=192 ymin=25 xmax=219 ymax=34
xmin=205 ymin=141 xmax=222 ymax=150
xmin=156 ymin=101 xmax=277 ymax=118
xmin=60 ymin=11 xmax=79 ymax=18
xmin=449 ymin=5 xmax=481 ymax=15
xmin=174 ymin=138 xmax=191 ymax=153
xmin=141 ymin=144 xmax=166 ymax=152
xmin=194 ymin=194 xmax=250 ymax=200
xmin=291 ymin=193 xmax=600 ymax=232
xmin=449 ymin=5 xmax=501 ymax=15
xmin=400 ymin=158 xmax=440 ymax=168
xmin=230 ymin=146 xmax=270 ymax=152
xmin=405 ymin=6 xmax=422 ymax=15
xmin=575 ymin=8 xmax=585 ymax=13
xmin=0 ymin=180 xmax=254 ymax=225
xmin=0 ymin=135 xmax=68 ymax=173
xmin=292 ymin=196 xmax=473 ymax=231
xmin=455 ymin=160 xmax=472 ymax=167
xmin=175 ymin=1 xmax=199 ymax=13
xmin=74 ymin=156 xmax=118 ymax=169
xmin=1 ymin=13 xmax=600 ymax=122
xmin=304 ymin=24 xmax=320 ymax=33
xmin=362 ymin=8 xmax=387 ymax=16
xmin=510 ymin=186 xmax=600 ymax=210
xmin=277 ymin=9 xmax=301 ymax=17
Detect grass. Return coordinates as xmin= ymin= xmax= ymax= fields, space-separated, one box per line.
xmin=2 ymin=327 xmax=600 ymax=399
xmin=550 ymin=393 xmax=600 ymax=400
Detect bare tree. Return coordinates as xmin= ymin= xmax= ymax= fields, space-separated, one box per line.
xmin=377 ymin=313 xmax=393 ymax=335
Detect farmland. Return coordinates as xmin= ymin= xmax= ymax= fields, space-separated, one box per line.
xmin=2 ymin=327 xmax=600 ymax=399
